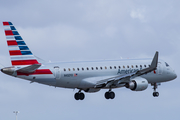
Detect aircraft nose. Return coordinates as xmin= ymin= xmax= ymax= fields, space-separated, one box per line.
xmin=173 ymin=72 xmax=177 ymax=79
xmin=171 ymin=70 xmax=177 ymax=80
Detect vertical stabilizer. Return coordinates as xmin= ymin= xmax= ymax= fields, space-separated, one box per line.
xmin=3 ymin=22 xmax=39 ymax=66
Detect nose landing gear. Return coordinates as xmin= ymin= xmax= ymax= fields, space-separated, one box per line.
xmin=153 ymin=92 xmax=159 ymax=97
xmin=152 ymin=83 xmax=160 ymax=97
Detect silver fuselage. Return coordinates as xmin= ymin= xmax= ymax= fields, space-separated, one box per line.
xmin=12 ymin=58 xmax=176 ymax=90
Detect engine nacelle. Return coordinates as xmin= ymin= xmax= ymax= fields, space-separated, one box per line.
xmin=84 ymin=88 xmax=100 ymax=93
xmin=126 ymin=77 xmax=148 ymax=91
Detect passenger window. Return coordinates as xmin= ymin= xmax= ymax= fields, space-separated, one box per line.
xmin=110 ymin=66 xmax=112 ymax=69
xmin=87 ymin=67 xmax=89 ymax=70
xmin=131 ymin=65 xmax=134 ymax=68
xmin=82 ymin=68 xmax=84 ymax=71
xmin=68 ymin=68 xmax=70 ymax=71
xmin=96 ymin=67 xmax=98 ymax=70
xmin=100 ymin=67 xmax=102 ymax=70
xmin=73 ymin=68 xmax=75 ymax=71
xmin=127 ymin=65 xmax=129 ymax=68
xmin=105 ymin=66 xmax=107 ymax=69
xmin=140 ymin=65 xmax=142 ymax=68
xmin=136 ymin=65 xmax=138 ymax=68
xmin=123 ymin=66 xmax=125 ymax=68
xmin=144 ymin=65 xmax=146 ymax=67
xmin=77 ymin=68 xmax=79 ymax=71
xmin=64 ymin=68 xmax=66 ymax=71
xmin=118 ymin=66 xmax=121 ymax=69
xmin=91 ymin=67 xmax=94 ymax=70
xmin=114 ymin=66 xmax=116 ymax=69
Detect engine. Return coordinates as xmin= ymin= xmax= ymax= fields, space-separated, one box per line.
xmin=126 ymin=77 xmax=148 ymax=91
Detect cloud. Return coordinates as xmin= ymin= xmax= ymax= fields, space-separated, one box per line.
xmin=130 ymin=8 xmax=146 ymax=22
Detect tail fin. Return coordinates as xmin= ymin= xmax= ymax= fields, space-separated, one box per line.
xmin=3 ymin=22 xmax=39 ymax=66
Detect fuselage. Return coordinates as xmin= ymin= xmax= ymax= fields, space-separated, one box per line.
xmin=12 ymin=58 xmax=176 ymax=90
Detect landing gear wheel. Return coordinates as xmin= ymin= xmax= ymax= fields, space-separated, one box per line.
xmin=105 ymin=92 xmax=110 ymax=99
xmin=153 ymin=92 xmax=159 ymax=97
xmin=74 ymin=92 xmax=85 ymax=100
xmin=79 ymin=92 xmax=85 ymax=100
xmin=109 ymin=92 xmax=115 ymax=99
xmin=74 ymin=93 xmax=80 ymax=100
xmin=105 ymin=91 xmax=115 ymax=99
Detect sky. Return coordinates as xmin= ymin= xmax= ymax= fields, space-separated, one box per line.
xmin=0 ymin=0 xmax=180 ymax=120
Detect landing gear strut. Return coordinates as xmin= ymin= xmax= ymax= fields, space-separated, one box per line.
xmin=74 ymin=90 xmax=85 ymax=100
xmin=152 ymin=83 xmax=159 ymax=97
xmin=105 ymin=89 xmax=115 ymax=99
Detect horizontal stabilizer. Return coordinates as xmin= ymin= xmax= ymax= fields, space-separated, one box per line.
xmin=0 ymin=64 xmax=4 ymax=69
xmin=17 ymin=64 xmax=41 ymax=73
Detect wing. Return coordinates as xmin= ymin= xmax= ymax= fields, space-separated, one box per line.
xmin=94 ymin=52 xmax=158 ymax=88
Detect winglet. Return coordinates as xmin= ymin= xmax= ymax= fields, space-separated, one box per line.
xmin=150 ymin=51 xmax=158 ymax=69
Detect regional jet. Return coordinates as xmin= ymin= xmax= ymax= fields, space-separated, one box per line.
xmin=1 ymin=22 xmax=177 ymax=100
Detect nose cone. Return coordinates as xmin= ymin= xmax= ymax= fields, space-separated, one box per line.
xmin=173 ymin=72 xmax=177 ymax=79
xmin=170 ymin=70 xmax=177 ymax=80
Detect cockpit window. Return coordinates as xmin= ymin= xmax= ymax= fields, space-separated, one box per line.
xmin=165 ymin=62 xmax=169 ymax=67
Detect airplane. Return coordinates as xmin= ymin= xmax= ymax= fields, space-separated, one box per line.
xmin=1 ymin=21 xmax=177 ymax=100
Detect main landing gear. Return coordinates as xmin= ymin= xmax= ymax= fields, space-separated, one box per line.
xmin=152 ymin=83 xmax=159 ymax=97
xmin=105 ymin=89 xmax=115 ymax=99
xmin=74 ymin=90 xmax=85 ymax=100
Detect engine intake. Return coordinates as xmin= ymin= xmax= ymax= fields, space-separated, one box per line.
xmin=126 ymin=77 xmax=148 ymax=91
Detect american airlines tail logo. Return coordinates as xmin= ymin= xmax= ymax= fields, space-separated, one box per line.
xmin=3 ymin=22 xmax=39 ymax=66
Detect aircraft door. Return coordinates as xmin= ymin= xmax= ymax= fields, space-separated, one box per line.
xmin=158 ymin=62 xmax=163 ymax=74
xmin=54 ymin=66 xmax=61 ymax=79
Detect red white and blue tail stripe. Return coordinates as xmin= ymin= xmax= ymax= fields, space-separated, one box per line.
xmin=3 ymin=22 xmax=39 ymax=66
